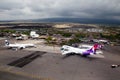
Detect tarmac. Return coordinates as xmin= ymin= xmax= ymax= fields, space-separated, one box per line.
xmin=0 ymin=39 xmax=120 ymax=80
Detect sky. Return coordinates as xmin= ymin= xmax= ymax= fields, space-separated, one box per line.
xmin=0 ymin=0 xmax=120 ymax=21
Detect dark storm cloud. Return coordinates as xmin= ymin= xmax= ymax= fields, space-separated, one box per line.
xmin=0 ymin=0 xmax=25 ymax=11
xmin=0 ymin=0 xmax=120 ymax=20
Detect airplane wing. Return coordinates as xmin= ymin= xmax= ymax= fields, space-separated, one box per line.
xmin=22 ymin=44 xmax=36 ymax=48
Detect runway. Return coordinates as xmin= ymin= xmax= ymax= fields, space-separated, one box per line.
xmin=0 ymin=39 xmax=120 ymax=80
xmin=0 ymin=71 xmax=39 ymax=80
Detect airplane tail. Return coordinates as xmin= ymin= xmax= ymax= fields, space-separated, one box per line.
xmin=89 ymin=46 xmax=96 ymax=54
xmin=84 ymin=45 xmax=97 ymax=55
xmin=87 ymin=43 xmax=102 ymax=53
xmin=87 ymin=44 xmax=104 ymax=58
xmin=5 ymin=40 xmax=9 ymax=46
xmin=94 ymin=43 xmax=103 ymax=50
xmin=82 ymin=43 xmax=104 ymax=56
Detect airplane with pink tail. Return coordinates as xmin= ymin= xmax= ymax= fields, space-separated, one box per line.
xmin=61 ymin=44 xmax=104 ymax=58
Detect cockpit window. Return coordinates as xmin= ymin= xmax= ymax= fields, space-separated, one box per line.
xmin=64 ymin=49 xmax=68 ymax=51
xmin=61 ymin=48 xmax=68 ymax=51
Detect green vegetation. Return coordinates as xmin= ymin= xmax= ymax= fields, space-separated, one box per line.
xmin=56 ymin=31 xmax=72 ymax=37
xmin=0 ymin=29 xmax=16 ymax=33
xmin=101 ymin=33 xmax=120 ymax=42
xmin=74 ymin=32 xmax=86 ymax=38
xmin=21 ymin=31 xmax=30 ymax=35
xmin=45 ymin=36 xmax=53 ymax=44
xmin=67 ymin=37 xmax=81 ymax=45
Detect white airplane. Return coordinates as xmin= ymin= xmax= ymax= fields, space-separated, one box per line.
xmin=61 ymin=44 xmax=104 ymax=58
xmin=79 ymin=43 xmax=103 ymax=51
xmin=4 ymin=40 xmax=36 ymax=50
xmin=92 ymin=39 xmax=109 ymax=44
xmin=99 ymin=39 xmax=109 ymax=44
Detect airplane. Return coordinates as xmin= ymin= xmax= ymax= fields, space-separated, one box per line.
xmin=92 ymin=39 xmax=109 ymax=44
xmin=61 ymin=44 xmax=104 ymax=58
xmin=4 ymin=40 xmax=36 ymax=50
xmin=99 ymin=39 xmax=109 ymax=44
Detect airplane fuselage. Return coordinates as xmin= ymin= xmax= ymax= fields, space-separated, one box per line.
xmin=5 ymin=43 xmax=35 ymax=49
xmin=61 ymin=45 xmax=94 ymax=56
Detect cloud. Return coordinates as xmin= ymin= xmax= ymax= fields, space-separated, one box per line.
xmin=0 ymin=0 xmax=120 ymax=20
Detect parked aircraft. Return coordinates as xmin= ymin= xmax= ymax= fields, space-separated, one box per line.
xmin=79 ymin=44 xmax=103 ymax=50
xmin=92 ymin=39 xmax=109 ymax=44
xmin=61 ymin=44 xmax=104 ymax=58
xmin=4 ymin=40 xmax=36 ymax=50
